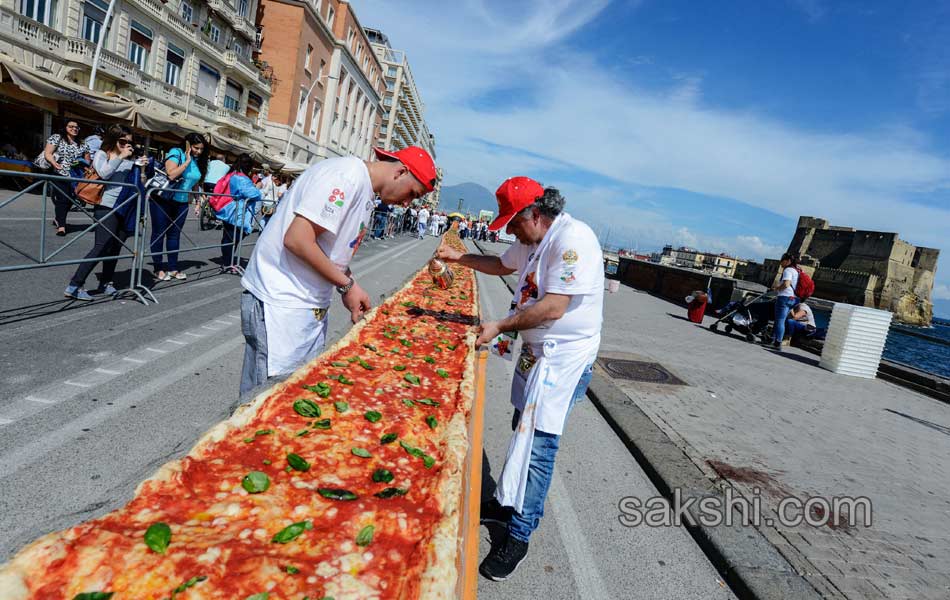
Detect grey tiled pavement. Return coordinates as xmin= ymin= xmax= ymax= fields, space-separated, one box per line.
xmin=597 ymin=282 xmax=950 ymax=600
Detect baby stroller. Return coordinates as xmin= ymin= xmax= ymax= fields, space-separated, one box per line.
xmin=709 ymin=291 xmax=775 ymax=343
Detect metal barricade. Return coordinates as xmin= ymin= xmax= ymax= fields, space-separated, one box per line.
xmin=0 ymin=168 xmax=150 ymax=304
xmin=230 ymin=200 xmax=266 ymax=276
xmin=133 ymin=187 xmax=242 ymax=301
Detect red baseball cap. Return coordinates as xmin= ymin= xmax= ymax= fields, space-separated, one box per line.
xmin=488 ymin=176 xmax=544 ymax=231
xmin=373 ymin=146 xmax=438 ymax=193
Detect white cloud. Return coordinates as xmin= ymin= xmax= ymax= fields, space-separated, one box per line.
xmin=933 ymin=284 xmax=950 ymax=301
xmin=352 ymin=0 xmax=949 ymax=281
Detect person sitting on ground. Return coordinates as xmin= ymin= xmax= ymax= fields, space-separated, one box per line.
xmin=785 ymin=301 xmax=816 ymax=342
xmin=212 ymin=153 xmax=262 ymax=274
xmin=64 ymin=124 xmax=147 ymax=301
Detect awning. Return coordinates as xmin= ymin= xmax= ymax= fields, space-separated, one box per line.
xmin=279 ymin=161 xmax=310 ymax=174
xmin=133 ymin=105 xmax=205 ymax=138
xmin=0 ymin=57 xmax=136 ymax=120
xmin=249 ymin=151 xmax=284 ymax=171
xmin=206 ymin=130 xmax=253 ymax=155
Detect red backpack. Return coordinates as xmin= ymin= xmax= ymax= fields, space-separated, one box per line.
xmin=208 ymin=172 xmax=236 ymax=212
xmin=794 ymin=267 xmax=815 ymax=300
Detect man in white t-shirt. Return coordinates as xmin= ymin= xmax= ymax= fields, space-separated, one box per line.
xmin=239 ymin=146 xmax=438 ymax=399
xmin=416 ymin=206 xmax=429 ymax=238
xmin=766 ymin=252 xmax=801 ymax=350
xmin=436 ymin=177 xmax=604 ymax=581
xmin=786 ymin=301 xmax=816 ymax=340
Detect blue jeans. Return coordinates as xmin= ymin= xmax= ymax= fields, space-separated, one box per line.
xmin=785 ymin=319 xmax=814 ymax=339
xmin=149 ymin=198 xmax=189 ymax=272
xmin=772 ymin=296 xmax=798 ymax=342
xmin=507 ymin=362 xmax=594 ymax=543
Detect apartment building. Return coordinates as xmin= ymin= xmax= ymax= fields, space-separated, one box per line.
xmin=0 ymin=0 xmax=275 ymax=153
xmin=257 ymin=0 xmax=384 ymax=165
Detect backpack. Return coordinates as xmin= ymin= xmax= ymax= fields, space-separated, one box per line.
xmin=209 ymin=172 xmax=236 ymax=212
xmin=794 ymin=267 xmax=815 ymax=300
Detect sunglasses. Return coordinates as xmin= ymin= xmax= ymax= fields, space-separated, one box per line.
xmin=118 ymin=139 xmax=133 ymax=146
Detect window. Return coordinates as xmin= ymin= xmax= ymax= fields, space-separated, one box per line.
xmin=19 ymin=0 xmax=56 ymax=27
xmin=196 ymin=62 xmax=220 ymax=102
xmin=246 ymin=92 xmax=262 ymax=120
xmin=232 ymin=40 xmax=243 ymax=58
xmin=346 ymin=28 xmax=354 ymax=49
xmin=128 ymin=20 xmax=153 ymax=71
xmin=164 ymin=43 xmax=185 ymax=87
xmin=386 ymin=65 xmax=396 ymax=77
xmin=318 ymin=59 xmax=326 ymax=82
xmin=81 ymin=0 xmax=108 ymax=43
xmin=326 ymin=5 xmax=334 ymax=28
xmin=209 ymin=23 xmax=221 ymax=44
xmin=309 ymin=100 xmax=322 ymax=139
xmin=304 ymin=44 xmax=313 ymax=73
xmin=224 ymin=80 xmax=243 ymax=111
xmin=237 ymin=0 xmax=248 ymax=17
xmin=179 ymin=0 xmax=192 ymax=23
xmin=296 ymin=85 xmax=308 ymax=128
xmin=385 ymin=80 xmax=394 ymax=91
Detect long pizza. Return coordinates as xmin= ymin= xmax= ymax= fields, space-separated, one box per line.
xmin=0 ymin=230 xmax=478 ymax=600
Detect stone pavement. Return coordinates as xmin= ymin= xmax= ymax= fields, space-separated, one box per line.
xmin=593 ymin=281 xmax=950 ymax=600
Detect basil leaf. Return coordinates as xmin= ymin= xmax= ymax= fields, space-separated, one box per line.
xmin=402 ymin=398 xmax=415 ymax=408
xmin=312 ymin=418 xmax=331 ymax=430
xmin=287 ymin=453 xmax=310 ymax=472
xmin=423 ymin=454 xmax=436 ymax=469
xmin=331 ymin=361 xmax=348 ymax=367
xmin=295 ymin=428 xmax=310 ymax=437
xmin=363 ymin=343 xmax=378 ymax=352
xmin=423 ymin=356 xmax=436 ymax=364
xmin=436 ymin=368 xmax=449 ymax=378
xmin=172 ymin=575 xmax=207 ymax=594
xmin=374 ymin=487 xmax=409 ymax=499
xmin=380 ymin=432 xmax=398 ymax=444
xmin=243 ymin=437 xmax=255 ymax=443
xmin=246 ymin=593 xmax=269 ymax=600
xmin=328 ymin=374 xmax=341 ymax=380
xmin=347 ymin=356 xmax=360 ymax=363
xmin=301 ymin=383 xmax=331 ymax=398
xmin=404 ymin=374 xmax=420 ymax=385
xmin=400 ymin=301 xmax=416 ymax=307
xmin=372 ymin=468 xmax=394 ymax=483
xmin=352 ymin=447 xmax=372 ymax=458
xmin=285 ymin=565 xmax=300 ymax=574
xmin=255 ymin=429 xmax=274 ymax=436
xmin=271 ymin=520 xmax=312 ymax=544
xmin=400 ymin=338 xmax=412 ymax=347
xmin=334 ymin=401 xmax=349 ymax=413
xmin=364 ymin=411 xmax=382 ymax=423
xmin=447 ymin=344 xmax=457 ymax=350
xmin=73 ymin=593 xmax=114 ymax=600
xmin=242 ymin=471 xmax=270 ymax=494
xmin=399 ymin=440 xmax=425 ymax=459
xmin=339 ymin=375 xmax=354 ymax=385
xmin=318 ymin=488 xmax=358 ymax=501
xmin=416 ymin=397 xmax=440 ymax=407
xmin=426 ymin=415 xmax=438 ymax=430
xmin=356 ymin=525 xmax=374 ymax=547
xmin=144 ymin=522 xmax=171 ymax=555
xmin=293 ymin=399 xmax=321 ymax=418
xmin=357 ymin=358 xmax=375 ymax=370
xmin=393 ymin=365 xmax=407 ymax=371
xmin=383 ymin=332 xmax=395 ymax=340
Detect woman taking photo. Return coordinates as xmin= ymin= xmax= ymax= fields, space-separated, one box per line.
xmin=64 ymin=124 xmax=146 ymax=301
xmin=212 ymin=154 xmax=261 ymax=273
xmin=43 ymin=120 xmax=90 ymax=236
xmin=150 ymin=132 xmax=207 ymax=281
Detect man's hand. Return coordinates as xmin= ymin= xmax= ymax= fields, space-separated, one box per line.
xmin=435 ymin=245 xmax=464 ymax=263
xmin=342 ymin=281 xmax=372 ymax=323
xmin=476 ymin=320 xmax=501 ymax=346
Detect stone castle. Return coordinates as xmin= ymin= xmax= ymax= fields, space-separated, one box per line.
xmin=736 ymin=217 xmax=940 ymax=325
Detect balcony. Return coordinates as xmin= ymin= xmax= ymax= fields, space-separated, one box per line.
xmin=191 ymin=94 xmax=218 ymax=120
xmin=224 ymin=49 xmax=260 ymax=83
xmin=130 ymin=0 xmax=165 ymax=22
xmin=217 ymin=106 xmax=253 ymax=129
xmin=5 ymin=9 xmax=64 ymax=53
xmin=165 ymin=11 xmax=197 ymax=41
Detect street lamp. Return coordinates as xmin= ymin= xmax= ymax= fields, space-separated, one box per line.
xmin=283 ymin=72 xmax=336 ymax=158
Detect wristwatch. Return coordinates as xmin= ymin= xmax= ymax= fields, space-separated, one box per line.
xmin=336 ymin=276 xmax=355 ymax=295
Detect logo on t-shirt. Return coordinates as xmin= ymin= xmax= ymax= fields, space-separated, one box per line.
xmin=560 ymin=269 xmax=576 ymax=283
xmin=562 ymin=249 xmax=579 ymax=265
xmin=328 ymin=188 xmax=345 ymax=207
xmin=518 ymin=271 xmax=539 ymax=306
xmin=349 ymin=222 xmax=367 ymax=254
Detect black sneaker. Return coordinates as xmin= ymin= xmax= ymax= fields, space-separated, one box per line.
xmin=480 ymin=534 xmax=529 ymax=581
xmin=480 ymin=498 xmax=513 ymax=525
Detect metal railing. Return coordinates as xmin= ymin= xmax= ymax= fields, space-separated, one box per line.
xmin=0 ymin=168 xmax=150 ymax=304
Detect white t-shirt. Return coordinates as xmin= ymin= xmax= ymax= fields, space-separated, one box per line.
xmin=242 ymin=157 xmax=374 ymax=309
xmin=418 ymin=208 xmax=429 ymax=224
xmin=793 ymin=303 xmax=816 ymax=327
xmin=501 ymin=215 xmax=604 ymax=345
xmin=778 ymin=267 xmax=799 ymax=298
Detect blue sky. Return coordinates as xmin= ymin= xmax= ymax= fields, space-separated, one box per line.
xmin=352 ymin=0 xmax=950 ymax=314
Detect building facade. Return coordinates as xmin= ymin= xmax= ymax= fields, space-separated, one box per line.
xmin=1 ymin=0 xmax=274 ymax=152
xmin=257 ymin=0 xmax=384 ymax=165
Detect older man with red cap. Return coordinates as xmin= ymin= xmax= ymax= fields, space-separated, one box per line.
xmin=239 ymin=146 xmax=437 ymax=400
xmin=436 ymin=177 xmax=604 ymax=581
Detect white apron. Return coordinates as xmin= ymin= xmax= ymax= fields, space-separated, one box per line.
xmin=263 ymin=303 xmax=329 ymax=377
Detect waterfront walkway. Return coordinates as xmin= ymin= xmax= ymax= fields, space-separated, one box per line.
xmin=589 ymin=271 xmax=950 ymax=599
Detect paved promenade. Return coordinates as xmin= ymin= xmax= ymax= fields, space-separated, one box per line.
xmin=591 ymin=276 xmax=950 ymax=599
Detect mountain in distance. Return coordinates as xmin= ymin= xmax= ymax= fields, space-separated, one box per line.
xmin=438 ymin=182 xmax=496 ymax=215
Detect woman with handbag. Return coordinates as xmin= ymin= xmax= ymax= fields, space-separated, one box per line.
xmin=64 ymin=125 xmax=146 ymax=301
xmin=39 ymin=120 xmax=90 ymax=236
xmin=149 ymin=132 xmax=207 ymax=282
xmin=211 ymin=154 xmax=261 ymax=273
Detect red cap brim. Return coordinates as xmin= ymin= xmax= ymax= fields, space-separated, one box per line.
xmin=488 ymin=211 xmax=516 ymax=232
